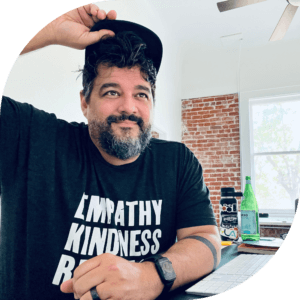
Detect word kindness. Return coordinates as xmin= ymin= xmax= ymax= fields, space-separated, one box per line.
xmin=52 ymin=194 xmax=163 ymax=285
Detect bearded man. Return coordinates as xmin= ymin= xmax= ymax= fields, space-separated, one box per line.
xmin=0 ymin=4 xmax=221 ymax=300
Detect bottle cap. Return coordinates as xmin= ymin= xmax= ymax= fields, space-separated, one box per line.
xmin=221 ymin=187 xmax=243 ymax=197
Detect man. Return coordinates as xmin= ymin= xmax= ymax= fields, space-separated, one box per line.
xmin=0 ymin=4 xmax=221 ymax=300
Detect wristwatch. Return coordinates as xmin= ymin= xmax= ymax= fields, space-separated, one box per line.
xmin=142 ymin=254 xmax=176 ymax=295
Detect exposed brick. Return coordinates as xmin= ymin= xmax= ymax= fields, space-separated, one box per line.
xmin=151 ymin=131 xmax=159 ymax=139
xmin=182 ymin=93 xmax=242 ymax=223
xmin=226 ymin=94 xmax=235 ymax=100
xmin=215 ymin=96 xmax=226 ymax=101
xmin=202 ymin=97 xmax=216 ymax=102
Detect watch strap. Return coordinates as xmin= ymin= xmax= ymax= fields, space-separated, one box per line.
xmin=142 ymin=254 xmax=175 ymax=295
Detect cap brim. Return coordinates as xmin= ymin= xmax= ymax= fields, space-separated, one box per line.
xmin=85 ymin=19 xmax=163 ymax=73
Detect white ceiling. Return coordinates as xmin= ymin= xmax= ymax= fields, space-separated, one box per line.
xmin=147 ymin=0 xmax=300 ymax=49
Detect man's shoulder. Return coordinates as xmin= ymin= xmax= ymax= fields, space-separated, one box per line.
xmin=147 ymin=138 xmax=191 ymax=160
xmin=147 ymin=138 xmax=201 ymax=169
xmin=149 ymin=138 xmax=185 ymax=149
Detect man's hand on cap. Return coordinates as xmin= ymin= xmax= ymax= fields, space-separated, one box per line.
xmin=21 ymin=3 xmax=117 ymax=54
xmin=49 ymin=3 xmax=117 ymax=50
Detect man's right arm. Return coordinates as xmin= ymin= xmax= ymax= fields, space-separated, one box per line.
xmin=1 ymin=4 xmax=116 ymax=117
xmin=20 ymin=3 xmax=117 ymax=55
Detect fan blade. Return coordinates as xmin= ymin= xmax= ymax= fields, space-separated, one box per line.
xmin=270 ymin=4 xmax=298 ymax=41
xmin=217 ymin=0 xmax=267 ymax=12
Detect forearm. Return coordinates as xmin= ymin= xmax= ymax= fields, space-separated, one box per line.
xmin=163 ymin=229 xmax=221 ymax=290
xmin=61 ymin=228 xmax=221 ymax=300
xmin=20 ymin=24 xmax=54 ymax=55
xmin=20 ymin=4 xmax=117 ymax=56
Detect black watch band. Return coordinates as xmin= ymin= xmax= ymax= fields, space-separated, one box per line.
xmin=142 ymin=254 xmax=176 ymax=295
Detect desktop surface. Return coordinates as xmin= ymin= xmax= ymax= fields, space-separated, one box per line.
xmin=185 ymin=254 xmax=272 ymax=296
xmin=164 ymin=244 xmax=240 ymax=300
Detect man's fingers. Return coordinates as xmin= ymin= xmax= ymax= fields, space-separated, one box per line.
xmin=96 ymin=9 xmax=108 ymax=21
xmin=81 ymin=29 xmax=115 ymax=47
xmin=60 ymin=278 xmax=74 ymax=293
xmin=77 ymin=3 xmax=117 ymax=30
xmin=72 ymin=266 xmax=105 ymax=298
xmin=83 ymin=4 xmax=107 ymax=22
xmin=77 ymin=6 xmax=95 ymax=28
xmin=73 ymin=255 xmax=103 ymax=281
xmin=107 ymin=10 xmax=117 ymax=20
xmin=91 ymin=9 xmax=114 ymax=26
xmin=79 ymin=4 xmax=109 ymax=28
xmin=80 ymin=283 xmax=112 ymax=300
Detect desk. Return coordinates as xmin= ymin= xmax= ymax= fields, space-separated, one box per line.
xmin=164 ymin=245 xmax=240 ymax=300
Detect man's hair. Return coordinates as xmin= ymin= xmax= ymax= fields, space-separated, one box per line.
xmin=82 ymin=31 xmax=157 ymax=103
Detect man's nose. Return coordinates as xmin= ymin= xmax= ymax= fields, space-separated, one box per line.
xmin=117 ymin=95 xmax=137 ymax=115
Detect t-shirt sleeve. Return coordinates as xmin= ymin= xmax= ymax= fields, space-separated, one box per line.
xmin=0 ymin=96 xmax=58 ymax=191
xmin=0 ymin=103 xmax=1 ymax=196
xmin=176 ymin=144 xmax=217 ymax=229
xmin=0 ymin=98 xmax=1 ymax=189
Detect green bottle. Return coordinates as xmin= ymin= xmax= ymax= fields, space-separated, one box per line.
xmin=240 ymin=176 xmax=260 ymax=241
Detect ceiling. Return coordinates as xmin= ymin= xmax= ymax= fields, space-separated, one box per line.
xmin=143 ymin=0 xmax=300 ymax=49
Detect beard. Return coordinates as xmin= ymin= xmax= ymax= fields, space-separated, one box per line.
xmin=89 ymin=113 xmax=152 ymax=160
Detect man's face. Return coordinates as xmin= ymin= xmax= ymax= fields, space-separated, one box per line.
xmin=81 ymin=65 xmax=154 ymax=160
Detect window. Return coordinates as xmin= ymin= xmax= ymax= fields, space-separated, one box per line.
xmin=240 ymin=86 xmax=300 ymax=222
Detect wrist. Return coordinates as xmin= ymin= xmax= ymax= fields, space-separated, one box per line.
xmin=43 ymin=22 xmax=56 ymax=46
xmin=21 ymin=24 xmax=55 ymax=55
xmin=141 ymin=255 xmax=176 ymax=296
xmin=140 ymin=261 xmax=164 ymax=298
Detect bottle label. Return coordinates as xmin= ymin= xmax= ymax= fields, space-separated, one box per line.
xmin=220 ymin=226 xmax=239 ymax=240
xmin=241 ymin=210 xmax=257 ymax=235
xmin=220 ymin=213 xmax=238 ymax=240
xmin=220 ymin=203 xmax=237 ymax=212
xmin=246 ymin=180 xmax=251 ymax=184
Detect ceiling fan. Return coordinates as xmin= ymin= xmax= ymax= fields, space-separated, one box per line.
xmin=217 ymin=0 xmax=299 ymax=41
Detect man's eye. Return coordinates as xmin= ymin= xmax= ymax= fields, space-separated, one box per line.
xmin=137 ymin=93 xmax=148 ymax=99
xmin=104 ymin=91 xmax=118 ymax=96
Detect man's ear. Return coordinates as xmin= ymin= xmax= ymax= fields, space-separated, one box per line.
xmin=80 ymin=90 xmax=88 ymax=118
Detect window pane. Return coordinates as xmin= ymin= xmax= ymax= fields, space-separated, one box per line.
xmin=252 ymin=100 xmax=300 ymax=153
xmin=254 ymin=154 xmax=300 ymax=210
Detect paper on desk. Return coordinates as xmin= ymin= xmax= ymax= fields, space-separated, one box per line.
xmin=243 ymin=238 xmax=283 ymax=248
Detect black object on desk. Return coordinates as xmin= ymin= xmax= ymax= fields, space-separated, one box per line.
xmin=259 ymin=213 xmax=269 ymax=218
xmin=163 ymin=245 xmax=240 ymax=300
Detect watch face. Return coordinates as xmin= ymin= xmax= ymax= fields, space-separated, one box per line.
xmin=159 ymin=258 xmax=176 ymax=281
xmin=162 ymin=261 xmax=174 ymax=273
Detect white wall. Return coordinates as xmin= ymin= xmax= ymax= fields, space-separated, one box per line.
xmin=180 ymin=38 xmax=300 ymax=99
xmin=241 ymin=39 xmax=300 ymax=93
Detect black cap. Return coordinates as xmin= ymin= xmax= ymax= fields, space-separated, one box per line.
xmin=85 ymin=19 xmax=163 ymax=73
xmin=221 ymin=187 xmax=243 ymax=197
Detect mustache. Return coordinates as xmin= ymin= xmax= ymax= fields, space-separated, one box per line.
xmin=106 ymin=114 xmax=144 ymax=127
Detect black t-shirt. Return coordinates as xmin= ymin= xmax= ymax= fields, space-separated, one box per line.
xmin=0 ymin=96 xmax=216 ymax=300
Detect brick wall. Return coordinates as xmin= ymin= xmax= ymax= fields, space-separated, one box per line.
xmin=260 ymin=225 xmax=290 ymax=238
xmin=151 ymin=131 xmax=159 ymax=139
xmin=181 ymin=93 xmax=242 ymax=225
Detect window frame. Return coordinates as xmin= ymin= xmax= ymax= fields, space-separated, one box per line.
xmin=239 ymin=85 xmax=300 ymax=222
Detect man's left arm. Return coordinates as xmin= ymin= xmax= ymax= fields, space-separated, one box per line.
xmin=60 ymin=225 xmax=221 ymax=299
xmin=162 ymin=224 xmax=221 ymax=291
